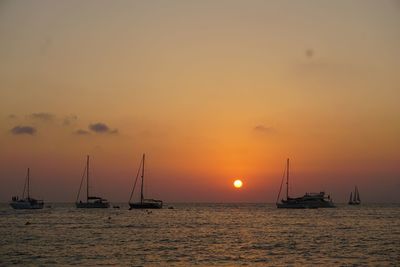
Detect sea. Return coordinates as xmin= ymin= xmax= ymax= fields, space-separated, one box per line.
xmin=0 ymin=203 xmax=399 ymax=266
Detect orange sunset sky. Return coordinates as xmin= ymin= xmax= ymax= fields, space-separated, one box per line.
xmin=0 ymin=0 xmax=399 ymax=202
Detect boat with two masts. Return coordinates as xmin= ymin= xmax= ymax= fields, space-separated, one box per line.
xmin=75 ymin=155 xmax=109 ymax=208
xmin=348 ymin=186 xmax=361 ymax=205
xmin=276 ymin=159 xmax=335 ymax=209
xmin=10 ymin=168 xmax=44 ymax=209
xmin=129 ymin=154 xmax=163 ymax=209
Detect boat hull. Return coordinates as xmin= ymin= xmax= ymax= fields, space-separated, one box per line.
xmin=129 ymin=201 xmax=163 ymax=209
xmin=277 ymin=192 xmax=336 ymax=209
xmin=348 ymin=202 xmax=360 ymax=205
xmin=75 ymin=202 xmax=109 ymax=208
xmin=10 ymin=200 xmax=44 ymax=210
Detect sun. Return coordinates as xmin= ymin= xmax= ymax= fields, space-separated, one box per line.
xmin=233 ymin=179 xmax=243 ymax=189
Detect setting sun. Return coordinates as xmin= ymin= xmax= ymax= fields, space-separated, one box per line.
xmin=233 ymin=179 xmax=243 ymax=189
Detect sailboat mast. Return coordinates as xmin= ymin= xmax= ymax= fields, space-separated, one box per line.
xmin=27 ymin=168 xmax=30 ymax=199
xmin=141 ymin=154 xmax=145 ymax=203
xmin=286 ymin=158 xmax=289 ymax=200
xmin=86 ymin=155 xmax=89 ymax=202
xmin=356 ymin=186 xmax=360 ymax=202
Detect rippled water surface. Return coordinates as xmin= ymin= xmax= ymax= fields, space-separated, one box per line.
xmin=0 ymin=203 xmax=399 ymax=266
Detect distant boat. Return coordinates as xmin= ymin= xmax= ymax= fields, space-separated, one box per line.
xmin=276 ymin=159 xmax=335 ymax=209
xmin=129 ymin=154 xmax=163 ymax=209
xmin=10 ymin=168 xmax=44 ymax=209
xmin=348 ymin=186 xmax=361 ymax=205
xmin=75 ymin=155 xmax=109 ymax=208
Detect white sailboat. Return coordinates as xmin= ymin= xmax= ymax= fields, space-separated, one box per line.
xmin=129 ymin=154 xmax=163 ymax=209
xmin=10 ymin=168 xmax=44 ymax=209
xmin=75 ymin=155 xmax=109 ymax=208
xmin=348 ymin=186 xmax=361 ymax=205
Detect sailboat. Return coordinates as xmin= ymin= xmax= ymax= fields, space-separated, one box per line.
xmin=10 ymin=168 xmax=44 ymax=209
xmin=75 ymin=155 xmax=109 ymax=208
xmin=276 ymin=159 xmax=335 ymax=209
xmin=129 ymin=154 xmax=163 ymax=209
xmin=348 ymin=186 xmax=361 ymax=205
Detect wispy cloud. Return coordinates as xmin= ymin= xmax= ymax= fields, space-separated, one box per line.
xmin=74 ymin=129 xmax=90 ymax=135
xmin=109 ymin=129 xmax=118 ymax=134
xmin=305 ymin=48 xmax=314 ymax=59
xmin=10 ymin=125 xmax=36 ymax=135
xmin=253 ymin=125 xmax=275 ymax=134
xmin=29 ymin=112 xmax=54 ymax=122
xmin=63 ymin=115 xmax=78 ymax=126
xmin=89 ymin=122 xmax=118 ymax=134
xmin=89 ymin=123 xmax=109 ymax=133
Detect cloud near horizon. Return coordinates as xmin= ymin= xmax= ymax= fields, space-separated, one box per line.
xmin=10 ymin=125 xmax=36 ymax=135
xmin=89 ymin=122 xmax=118 ymax=134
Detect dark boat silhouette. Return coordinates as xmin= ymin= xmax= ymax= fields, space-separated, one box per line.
xmin=129 ymin=154 xmax=163 ymax=209
xmin=10 ymin=168 xmax=44 ymax=209
xmin=276 ymin=159 xmax=335 ymax=209
xmin=348 ymin=186 xmax=361 ymax=205
xmin=75 ymin=155 xmax=109 ymax=208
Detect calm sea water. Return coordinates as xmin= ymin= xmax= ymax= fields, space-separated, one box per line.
xmin=0 ymin=203 xmax=399 ymax=266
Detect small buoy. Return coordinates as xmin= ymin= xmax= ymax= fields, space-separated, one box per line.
xmin=108 ymin=216 xmax=111 ymax=220
xmin=168 ymin=206 xmax=174 ymax=209
xmin=25 ymin=221 xmax=31 ymax=225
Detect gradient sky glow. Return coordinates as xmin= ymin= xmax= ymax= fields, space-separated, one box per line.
xmin=0 ymin=0 xmax=399 ymax=202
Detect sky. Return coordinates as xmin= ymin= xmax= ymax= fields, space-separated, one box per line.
xmin=0 ymin=0 xmax=399 ymax=203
